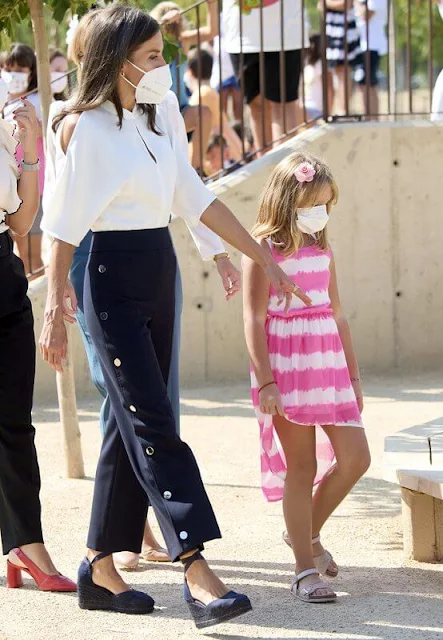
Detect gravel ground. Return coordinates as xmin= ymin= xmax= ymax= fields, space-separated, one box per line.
xmin=1 ymin=371 xmax=442 ymax=640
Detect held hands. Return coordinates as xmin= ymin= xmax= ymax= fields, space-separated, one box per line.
xmin=215 ymin=255 xmax=241 ymax=300
xmin=259 ymin=382 xmax=285 ymax=416
xmin=12 ymin=99 xmax=38 ymax=157
xmin=39 ymin=281 xmax=78 ymax=373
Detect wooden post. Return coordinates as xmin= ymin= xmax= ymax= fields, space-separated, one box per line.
xmin=400 ymin=487 xmax=440 ymax=562
xmin=27 ymin=0 xmax=51 ymax=134
xmin=55 ymin=324 xmax=85 ymax=479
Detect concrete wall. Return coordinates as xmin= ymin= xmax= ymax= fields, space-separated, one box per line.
xmin=30 ymin=121 xmax=443 ymax=400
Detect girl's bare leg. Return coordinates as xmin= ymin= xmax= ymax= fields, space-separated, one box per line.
xmin=311 ymin=425 xmax=370 ymax=555
xmin=274 ymin=415 xmax=331 ymax=596
xmin=184 ymin=105 xmax=212 ymax=172
xmin=336 ymin=65 xmax=353 ymax=115
xmin=14 ymin=233 xmax=44 ymax=279
xmin=248 ymin=96 xmax=272 ymax=157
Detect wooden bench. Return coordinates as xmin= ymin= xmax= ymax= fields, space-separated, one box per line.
xmin=397 ymin=469 xmax=443 ymax=562
xmin=384 ymin=421 xmax=443 ymax=562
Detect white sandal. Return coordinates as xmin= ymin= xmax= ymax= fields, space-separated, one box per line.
xmin=291 ymin=568 xmax=337 ymax=604
xmin=283 ymin=532 xmax=339 ymax=578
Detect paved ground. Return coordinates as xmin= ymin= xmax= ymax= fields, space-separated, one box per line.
xmin=1 ymin=371 xmax=443 ymax=640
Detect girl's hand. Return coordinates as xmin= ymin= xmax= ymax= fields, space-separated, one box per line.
xmin=264 ymin=260 xmax=312 ymax=312
xmin=352 ymin=379 xmax=364 ymax=413
xmin=161 ymin=8 xmax=181 ymax=24
xmin=39 ymin=314 xmax=68 ymax=374
xmin=13 ymin=99 xmax=38 ymax=156
xmin=215 ymin=256 xmax=241 ymax=300
xmin=62 ymin=280 xmax=78 ymax=324
xmin=259 ymin=383 xmax=285 ymax=416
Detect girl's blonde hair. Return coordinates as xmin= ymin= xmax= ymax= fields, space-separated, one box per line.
xmin=252 ymin=151 xmax=338 ymax=256
xmin=150 ymin=1 xmax=190 ymax=40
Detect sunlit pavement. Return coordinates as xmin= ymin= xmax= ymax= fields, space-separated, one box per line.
xmin=1 ymin=372 xmax=442 ymax=640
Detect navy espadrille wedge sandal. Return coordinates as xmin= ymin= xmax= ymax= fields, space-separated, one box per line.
xmin=182 ymin=551 xmax=252 ymax=629
xmin=78 ymin=552 xmax=155 ymax=614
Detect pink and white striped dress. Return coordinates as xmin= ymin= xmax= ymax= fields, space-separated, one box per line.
xmin=251 ymin=242 xmax=363 ymax=502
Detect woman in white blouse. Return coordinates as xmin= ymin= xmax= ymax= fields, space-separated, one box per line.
xmin=44 ymin=7 xmax=242 ymax=572
xmin=0 ymin=85 xmax=76 ymax=593
xmin=40 ymin=5 xmax=310 ymax=626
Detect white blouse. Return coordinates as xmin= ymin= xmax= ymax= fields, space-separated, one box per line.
xmin=41 ymin=98 xmax=217 ymax=248
xmin=160 ymin=92 xmax=225 ymax=260
xmin=0 ymin=120 xmax=21 ymax=234
xmin=44 ymin=93 xmax=225 ymax=259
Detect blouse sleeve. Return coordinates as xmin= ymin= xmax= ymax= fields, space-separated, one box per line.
xmin=185 ymin=221 xmax=225 ymax=260
xmin=162 ymin=92 xmax=224 ymax=259
xmin=161 ymin=104 xmax=216 ymax=228
xmin=41 ymin=112 xmax=119 ymax=247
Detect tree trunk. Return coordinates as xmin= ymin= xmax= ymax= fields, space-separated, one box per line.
xmin=26 ymin=0 xmax=51 ymax=138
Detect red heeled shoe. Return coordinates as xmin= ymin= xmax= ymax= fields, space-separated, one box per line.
xmin=6 ymin=548 xmax=77 ymax=592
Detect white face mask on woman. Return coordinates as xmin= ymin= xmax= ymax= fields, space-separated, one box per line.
xmin=296 ymin=205 xmax=329 ymax=235
xmin=121 ymin=61 xmax=172 ymax=104
xmin=1 ymin=70 xmax=29 ymax=95
xmin=50 ymin=72 xmax=68 ymax=94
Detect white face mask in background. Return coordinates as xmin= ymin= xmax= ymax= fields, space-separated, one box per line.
xmin=0 ymin=79 xmax=8 ymax=111
xmin=50 ymin=72 xmax=68 ymax=94
xmin=1 ymin=70 xmax=29 ymax=95
xmin=296 ymin=205 xmax=329 ymax=235
xmin=121 ymin=62 xmax=172 ymax=105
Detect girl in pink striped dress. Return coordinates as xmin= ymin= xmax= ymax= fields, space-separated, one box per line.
xmin=243 ymin=151 xmax=370 ymax=604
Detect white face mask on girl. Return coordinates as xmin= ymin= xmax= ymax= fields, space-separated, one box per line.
xmin=121 ymin=61 xmax=172 ymax=105
xmin=1 ymin=70 xmax=29 ymax=95
xmin=296 ymin=205 xmax=329 ymax=235
xmin=51 ymin=72 xmax=68 ymax=94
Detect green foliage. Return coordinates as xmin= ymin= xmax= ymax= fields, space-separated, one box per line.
xmin=394 ymin=0 xmax=443 ymax=75
xmin=0 ymin=1 xmax=98 ymax=50
xmin=0 ymin=0 xmax=183 ymax=64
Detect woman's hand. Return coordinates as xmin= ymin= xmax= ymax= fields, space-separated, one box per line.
xmin=264 ymin=260 xmax=312 ymax=312
xmin=215 ymin=256 xmax=241 ymax=300
xmin=259 ymin=382 xmax=285 ymax=416
xmin=39 ymin=312 xmax=68 ymax=374
xmin=63 ymin=280 xmax=78 ymax=324
xmin=352 ymin=379 xmax=364 ymax=413
xmin=13 ymin=99 xmax=38 ymax=159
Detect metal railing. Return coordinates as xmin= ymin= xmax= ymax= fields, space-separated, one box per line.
xmin=175 ymin=0 xmax=442 ymax=176
xmin=4 ymin=0 xmax=441 ymax=279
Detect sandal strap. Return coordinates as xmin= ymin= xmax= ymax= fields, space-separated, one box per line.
xmin=311 ymin=535 xmax=321 ymax=544
xmin=301 ymin=580 xmax=333 ymax=596
xmin=181 ymin=550 xmax=203 ymax=573
xmin=90 ymin=552 xmax=113 ymax=566
xmin=296 ymin=567 xmax=319 ymax=583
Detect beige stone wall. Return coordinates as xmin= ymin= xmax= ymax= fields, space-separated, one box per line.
xmin=30 ymin=121 xmax=443 ymax=400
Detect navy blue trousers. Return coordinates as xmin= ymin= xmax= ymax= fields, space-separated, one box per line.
xmin=71 ymin=230 xmax=182 ymax=437
xmin=84 ymin=229 xmax=220 ymax=561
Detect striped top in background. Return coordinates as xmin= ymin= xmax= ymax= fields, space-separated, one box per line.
xmin=250 ymin=243 xmax=363 ymax=502
xmin=326 ymin=9 xmax=361 ymax=68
